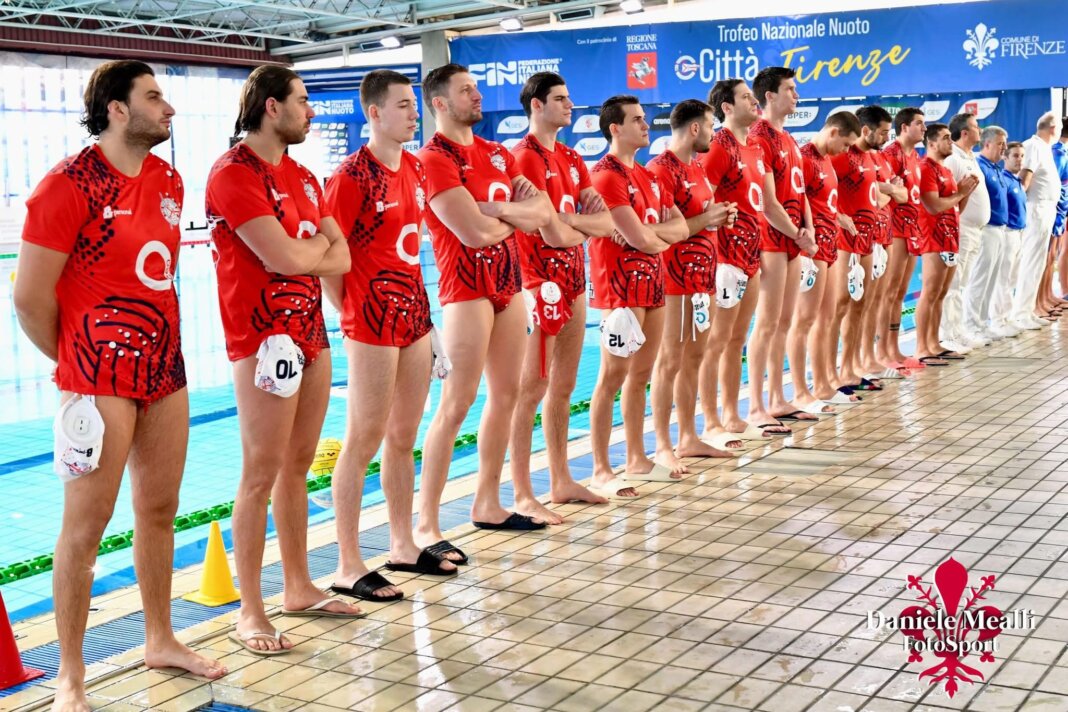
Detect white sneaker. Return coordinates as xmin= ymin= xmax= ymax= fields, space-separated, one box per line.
xmin=1031 ymin=316 xmax=1052 ymax=327
xmin=989 ymin=324 xmax=1017 ymax=339
xmin=964 ymin=331 xmax=990 ymax=347
xmin=979 ymin=327 xmax=1002 ymax=342
xmin=941 ymin=339 xmax=971 ymax=354
xmin=1014 ymin=318 xmax=1042 ymax=331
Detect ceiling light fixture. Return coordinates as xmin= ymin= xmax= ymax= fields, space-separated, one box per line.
xmin=380 ymin=35 xmax=403 ymax=48
xmin=619 ymin=0 xmax=644 ymax=14
xmin=499 ymin=17 xmax=523 ymax=32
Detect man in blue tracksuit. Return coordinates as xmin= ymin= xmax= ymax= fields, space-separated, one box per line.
xmin=991 ymin=141 xmax=1028 ymax=332
xmin=1053 ymin=120 xmax=1068 ymax=299
xmin=975 ymin=126 xmax=1011 ymax=338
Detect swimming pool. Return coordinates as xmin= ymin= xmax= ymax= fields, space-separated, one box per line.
xmin=0 ymin=239 xmax=922 ymax=621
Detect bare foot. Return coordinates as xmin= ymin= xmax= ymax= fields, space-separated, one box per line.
xmin=700 ymin=427 xmax=745 ymax=450
xmin=591 ymin=468 xmax=638 ymax=498
xmin=828 ymin=378 xmax=863 ymax=400
xmin=51 ymin=677 xmax=90 ymax=712
xmin=284 ymin=587 xmax=364 ymax=616
xmin=471 ymin=503 xmax=543 ymax=526
xmin=145 ymin=638 xmax=227 ymax=679
xmin=549 ymin=479 xmax=607 ymax=505
xmin=722 ymin=417 xmax=749 ymax=433
xmin=769 ymin=402 xmax=819 ymax=420
xmin=676 ymin=437 xmax=732 ymax=458
xmin=838 ymin=369 xmax=862 ymax=386
xmin=414 ymin=528 xmax=464 ymax=562
xmin=859 ymin=360 xmax=883 ymax=375
xmin=792 ymin=394 xmax=834 ymax=415
xmin=625 ymin=452 xmax=655 ymax=472
xmin=652 ymin=450 xmax=688 ymax=477
xmin=388 ymin=542 xmax=457 ymax=574
xmin=916 ymin=353 xmax=948 ymax=365
xmin=235 ymin=614 xmax=293 ymax=653
xmin=747 ymin=414 xmax=790 ymax=435
xmin=515 ymin=495 xmax=565 ymax=525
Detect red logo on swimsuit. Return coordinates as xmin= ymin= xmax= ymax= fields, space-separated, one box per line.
xmin=868 ymin=558 xmax=1035 ymax=698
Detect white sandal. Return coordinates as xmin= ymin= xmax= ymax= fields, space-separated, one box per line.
xmin=587 ymin=477 xmax=640 ymax=500
xmin=228 ymin=629 xmax=290 ymax=656
xmin=281 ymin=596 xmax=367 ymax=619
xmin=620 ymin=463 xmax=681 ymax=482
xmin=703 ymin=431 xmax=745 ymax=451
xmin=800 ymin=400 xmax=836 ymax=416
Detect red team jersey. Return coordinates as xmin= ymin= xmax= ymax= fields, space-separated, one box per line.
xmin=206 ymin=144 xmax=331 ymax=362
xmin=325 ymin=147 xmax=432 ymax=348
xmin=511 ymin=135 xmax=591 ymax=303
xmin=22 ymin=146 xmax=186 ymax=405
xmin=703 ymin=128 xmax=767 ymax=278
xmin=647 ymin=150 xmax=717 ymax=294
xmin=800 ymin=142 xmax=840 ymax=265
xmin=872 ymin=151 xmax=894 ymax=246
xmin=589 ymin=154 xmax=669 ymax=309
xmin=749 ymin=119 xmax=805 ymax=259
xmin=418 ymin=133 xmax=522 ymax=312
xmin=918 ymin=157 xmax=960 ymax=254
xmin=831 ymin=145 xmax=880 ymax=256
xmin=882 ymin=141 xmax=924 ymax=254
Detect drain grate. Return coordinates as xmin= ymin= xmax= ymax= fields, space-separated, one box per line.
xmin=739 ymin=446 xmax=875 ymax=475
xmin=968 ymin=357 xmax=1042 ymax=370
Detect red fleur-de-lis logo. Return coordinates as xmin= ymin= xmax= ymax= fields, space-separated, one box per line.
xmin=895 ymin=559 xmax=1004 ymax=697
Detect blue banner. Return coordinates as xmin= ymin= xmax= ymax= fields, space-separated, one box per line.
xmin=304 ymin=87 xmax=423 ymax=178
xmin=475 ymin=89 xmax=1050 ymax=167
xmin=450 ymin=0 xmax=1068 ymax=112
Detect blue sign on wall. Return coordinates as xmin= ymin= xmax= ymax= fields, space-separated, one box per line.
xmin=475 ymin=89 xmax=1050 ymax=168
xmin=450 ymin=0 xmax=1067 ymax=112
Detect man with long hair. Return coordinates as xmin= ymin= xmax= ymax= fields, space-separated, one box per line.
xmin=206 ymin=65 xmax=360 ymax=655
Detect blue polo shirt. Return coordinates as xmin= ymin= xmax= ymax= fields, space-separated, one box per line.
xmin=977 ymin=154 xmax=1008 ymax=227
xmin=1053 ymin=141 xmax=1068 ymax=235
xmin=1003 ymin=169 xmax=1027 ymax=230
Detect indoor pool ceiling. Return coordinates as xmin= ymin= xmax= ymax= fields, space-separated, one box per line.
xmin=0 ymin=0 xmax=671 ymax=58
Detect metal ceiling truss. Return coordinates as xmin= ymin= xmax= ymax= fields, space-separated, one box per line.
xmin=0 ymin=1 xmax=651 ymax=58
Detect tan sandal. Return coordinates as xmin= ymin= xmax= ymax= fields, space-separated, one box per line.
xmin=228 ymin=629 xmax=290 ymax=656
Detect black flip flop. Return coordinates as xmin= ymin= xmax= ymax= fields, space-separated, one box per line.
xmin=918 ymin=356 xmax=948 ymax=367
xmin=937 ymin=350 xmax=965 ymax=360
xmin=385 ymin=548 xmax=457 ymax=576
xmin=330 ymin=570 xmax=403 ymax=602
xmin=426 ymin=539 xmax=469 ymax=565
xmin=755 ymin=422 xmax=792 ymax=435
xmin=472 ymin=512 xmax=547 ymax=531
xmin=774 ymin=410 xmax=818 ymax=422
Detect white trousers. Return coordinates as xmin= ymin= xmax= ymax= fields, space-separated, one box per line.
xmin=965 ymin=224 xmax=1005 ymax=331
xmin=990 ymin=228 xmax=1022 ymax=327
xmin=1011 ymin=200 xmax=1057 ymax=322
xmin=941 ymin=221 xmax=982 ymax=340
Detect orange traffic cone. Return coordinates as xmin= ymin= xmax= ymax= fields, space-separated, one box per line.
xmin=182 ymin=521 xmax=240 ymax=606
xmin=0 ymin=592 xmax=44 ymax=691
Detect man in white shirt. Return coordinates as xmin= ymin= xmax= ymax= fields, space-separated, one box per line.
xmin=943 ymin=112 xmax=990 ymax=352
xmin=1012 ymin=112 xmax=1061 ymax=329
